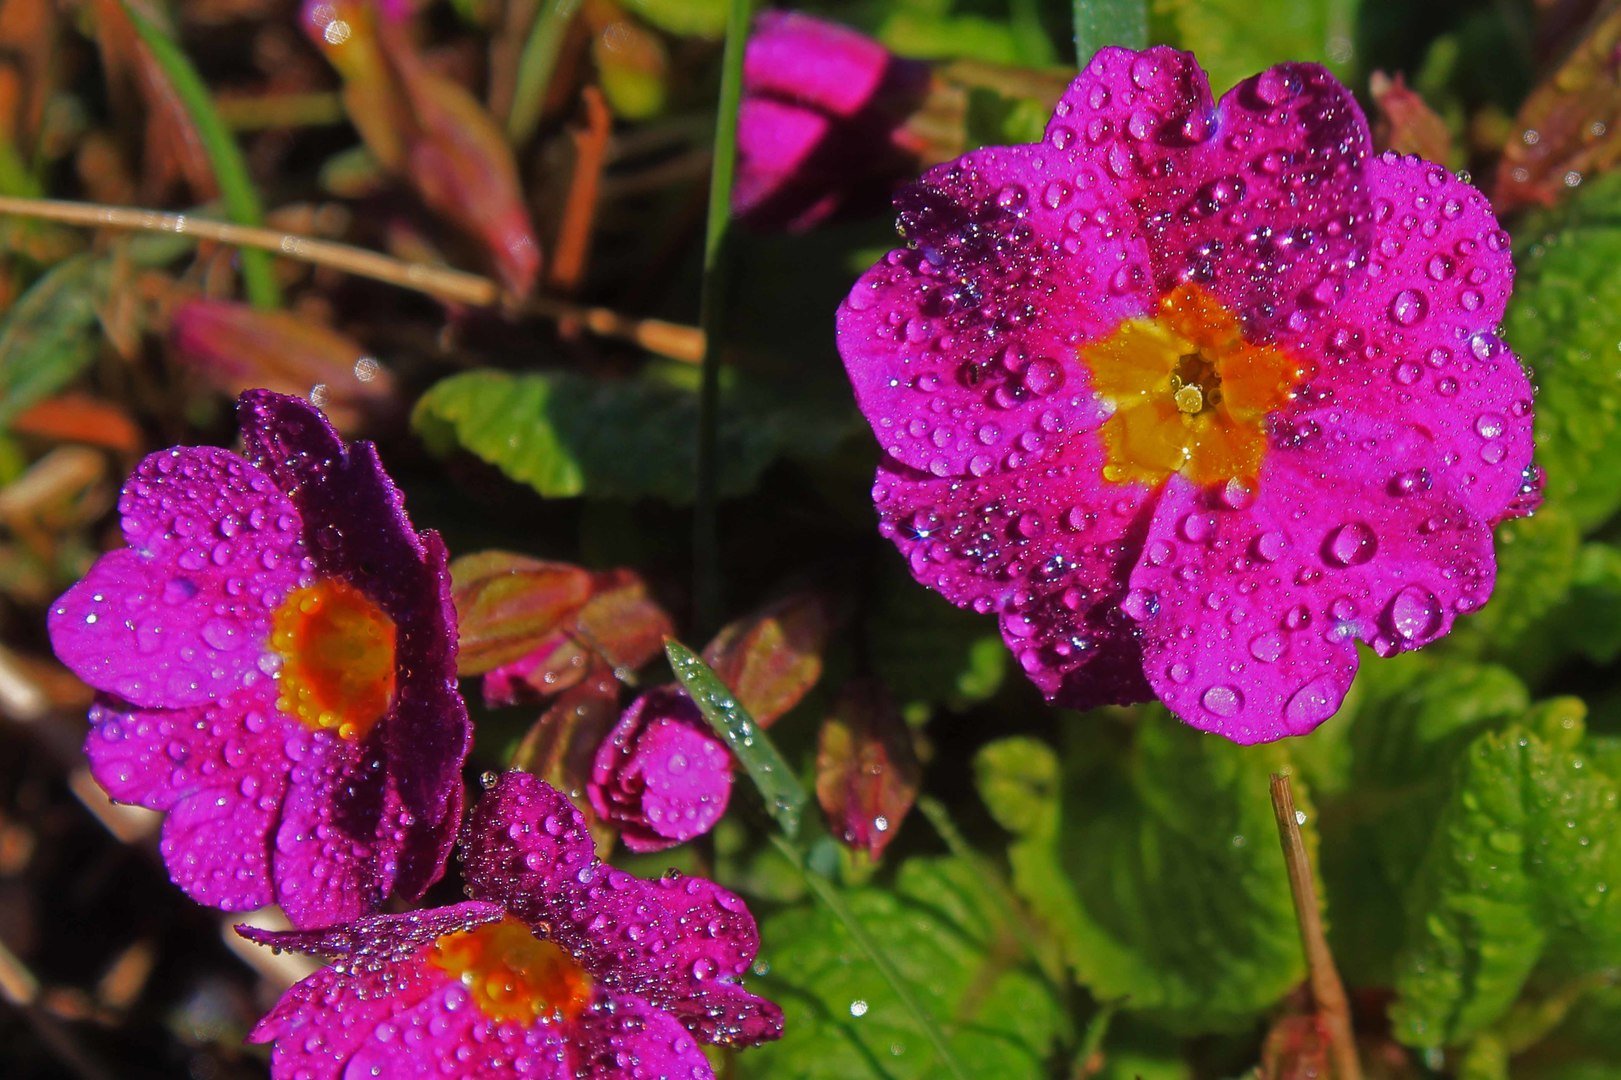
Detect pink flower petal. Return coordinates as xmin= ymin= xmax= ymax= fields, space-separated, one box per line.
xmin=873 ymin=438 xmax=1157 ymax=708
xmin=837 ymin=140 xmax=1153 ymax=479
xmin=84 ymin=692 xmax=289 ymax=808
xmin=1128 ymin=410 xmax=1496 ymax=742
xmin=160 ymin=781 xmax=282 ymax=910
xmin=342 ymin=980 xmax=568 ymax=1078
xmin=589 ymin=688 xmax=732 ymax=854
xmin=48 ymin=447 xmax=306 ymax=709
xmin=249 ymin=959 xmax=449 ymax=1078
xmin=744 ymin=12 xmax=901 ymax=118
xmin=1152 ymin=63 xmax=1372 ymax=335
xmin=567 ymin=992 xmax=715 ymax=1079
xmin=1285 ymin=152 xmax=1533 ymax=524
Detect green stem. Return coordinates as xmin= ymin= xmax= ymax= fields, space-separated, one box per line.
xmin=692 ymin=0 xmax=749 ymax=635
xmin=507 ymin=0 xmax=585 ymax=144
xmin=1072 ymin=0 xmax=1147 ymax=66
xmin=770 ymin=835 xmax=973 ymax=1080
xmin=121 ymin=3 xmax=281 ymax=309
xmin=1009 ymin=0 xmax=1056 ymax=66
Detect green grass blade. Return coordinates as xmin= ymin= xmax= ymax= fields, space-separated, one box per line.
xmin=1073 ymin=0 xmax=1147 ymax=64
xmin=769 ymin=835 xmax=974 ymax=1080
xmin=666 ymin=639 xmax=805 ymax=838
xmin=122 ymin=3 xmax=281 ymax=309
xmin=506 ymin=0 xmax=585 ymax=144
xmin=691 ymin=0 xmax=749 ymax=633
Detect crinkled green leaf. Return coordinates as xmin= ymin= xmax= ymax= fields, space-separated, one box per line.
xmin=1153 ymin=0 xmax=1357 ymax=92
xmin=1318 ymin=656 xmax=1530 ymax=985
xmin=0 ymin=255 xmax=109 ymax=429
xmin=1392 ymin=709 xmax=1621 ymax=1048
xmin=977 ymin=710 xmax=1306 ymax=1032
xmin=737 ymin=857 xmax=1065 ymax=1079
xmin=1508 ymin=171 xmax=1621 ymax=530
xmin=413 ymin=369 xmax=841 ymax=504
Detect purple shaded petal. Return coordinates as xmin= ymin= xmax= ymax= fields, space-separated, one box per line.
xmin=1157 ymin=64 xmax=1371 ymax=334
xmin=1043 ymin=46 xmax=1214 ymax=179
xmin=873 ymin=437 xmax=1157 ymax=708
xmin=48 ymin=447 xmax=306 ymax=709
xmin=589 ymin=687 xmax=732 ymax=853
xmin=568 ymin=992 xmax=714 ymax=1079
xmin=837 ymin=141 xmax=1152 ymax=479
xmin=1292 ymin=152 xmax=1532 ymax=524
xmin=240 ymin=390 xmax=470 ymax=912
xmin=342 ymin=981 xmax=568 ymax=1078
xmin=273 ymin=731 xmax=399 ymax=928
xmin=239 ymin=901 xmax=506 ymax=963
xmin=460 ymin=774 xmax=778 ymax=1046
xmin=160 ymin=780 xmax=282 ymax=911
xmin=84 ymin=692 xmax=288 ymax=808
xmin=459 ymin=771 xmax=600 ymax=916
xmin=667 ymin=983 xmax=785 ymax=1048
xmin=1128 ymin=411 xmax=1496 ymax=742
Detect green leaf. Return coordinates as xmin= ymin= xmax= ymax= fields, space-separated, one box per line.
xmin=1153 ymin=0 xmax=1357 ymax=92
xmin=0 ymin=256 xmax=109 ymax=429
xmin=977 ymin=711 xmax=1307 ymax=1032
xmin=1554 ymin=542 xmax=1621 ymax=665
xmin=666 ymin=640 xmax=807 ymax=838
xmin=1075 ymin=0 xmax=1146 ymax=64
xmin=413 ymin=369 xmax=839 ymax=504
xmin=737 ymin=857 xmax=1066 ymax=1080
xmin=1392 ymin=711 xmax=1621 ymax=1048
xmin=621 ymin=0 xmax=731 ymax=37
xmin=1508 ymin=171 xmax=1621 ymax=530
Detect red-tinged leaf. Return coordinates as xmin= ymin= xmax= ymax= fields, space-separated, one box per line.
xmin=88 ymin=0 xmax=218 ymax=203
xmin=9 ymin=394 xmax=142 ymax=454
xmin=702 ymin=591 xmax=835 ymax=727
xmin=815 ymin=680 xmax=920 ymax=861
xmin=450 ymin=551 xmax=596 ymax=676
xmin=482 ymin=567 xmax=674 ymax=706
xmin=303 ymin=0 xmax=541 ymax=294
xmin=169 ymin=298 xmax=400 ymax=432
xmin=1370 ymin=72 xmax=1455 ymax=166
xmin=0 ymin=0 xmax=53 ymax=153
xmin=1258 ymin=1013 xmax=1332 ymax=1080
xmin=1494 ymin=4 xmax=1621 ymax=212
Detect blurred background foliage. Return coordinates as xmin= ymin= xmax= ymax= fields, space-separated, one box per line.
xmin=1 ymin=0 xmax=1621 ymax=1078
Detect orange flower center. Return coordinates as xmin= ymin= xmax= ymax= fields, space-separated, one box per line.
xmin=270 ymin=578 xmax=396 ymax=741
xmin=429 ymin=917 xmax=594 ymax=1025
xmin=1087 ymin=284 xmax=1302 ymax=488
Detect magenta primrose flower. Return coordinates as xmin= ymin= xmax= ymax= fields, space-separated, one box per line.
xmin=242 ymin=771 xmax=782 ymax=1078
xmin=589 ymin=686 xmax=733 ymax=853
xmin=837 ymin=48 xmax=1535 ymax=744
xmin=49 ymin=391 xmax=470 ymax=925
xmin=735 ymin=11 xmax=932 ymax=231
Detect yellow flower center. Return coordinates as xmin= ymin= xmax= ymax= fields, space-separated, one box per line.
xmin=270 ymin=578 xmax=396 ymax=741
xmin=1087 ymin=284 xmax=1302 ymax=488
xmin=429 ymin=917 xmax=594 ymax=1025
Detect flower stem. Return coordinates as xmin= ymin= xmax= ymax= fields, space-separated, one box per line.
xmin=1270 ymin=773 xmax=1362 ymax=1080
xmin=0 ymin=195 xmax=704 ymax=363
xmin=121 ymin=3 xmax=281 ymax=310
xmin=770 ymin=835 xmax=973 ymax=1080
xmin=692 ymin=0 xmax=749 ymax=635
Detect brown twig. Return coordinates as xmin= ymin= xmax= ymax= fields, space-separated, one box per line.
xmin=1270 ymin=773 xmax=1362 ymax=1080
xmin=0 ymin=195 xmax=705 ymax=363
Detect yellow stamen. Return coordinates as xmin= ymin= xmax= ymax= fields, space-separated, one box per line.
xmin=429 ymin=917 xmax=594 ymax=1024
xmin=269 ymin=578 xmax=396 ymax=741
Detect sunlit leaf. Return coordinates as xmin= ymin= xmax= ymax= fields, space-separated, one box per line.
xmin=703 ymin=591 xmax=834 ymax=727
xmin=449 ymin=551 xmax=595 ymax=676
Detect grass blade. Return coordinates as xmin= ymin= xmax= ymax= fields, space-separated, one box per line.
xmin=121 ymin=3 xmax=281 ymax=309
xmin=692 ymin=0 xmax=750 ymax=633
xmin=1073 ymin=0 xmax=1147 ymax=65
xmin=666 ymin=640 xmax=805 ymax=838
xmin=507 ymin=0 xmax=585 ymax=143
